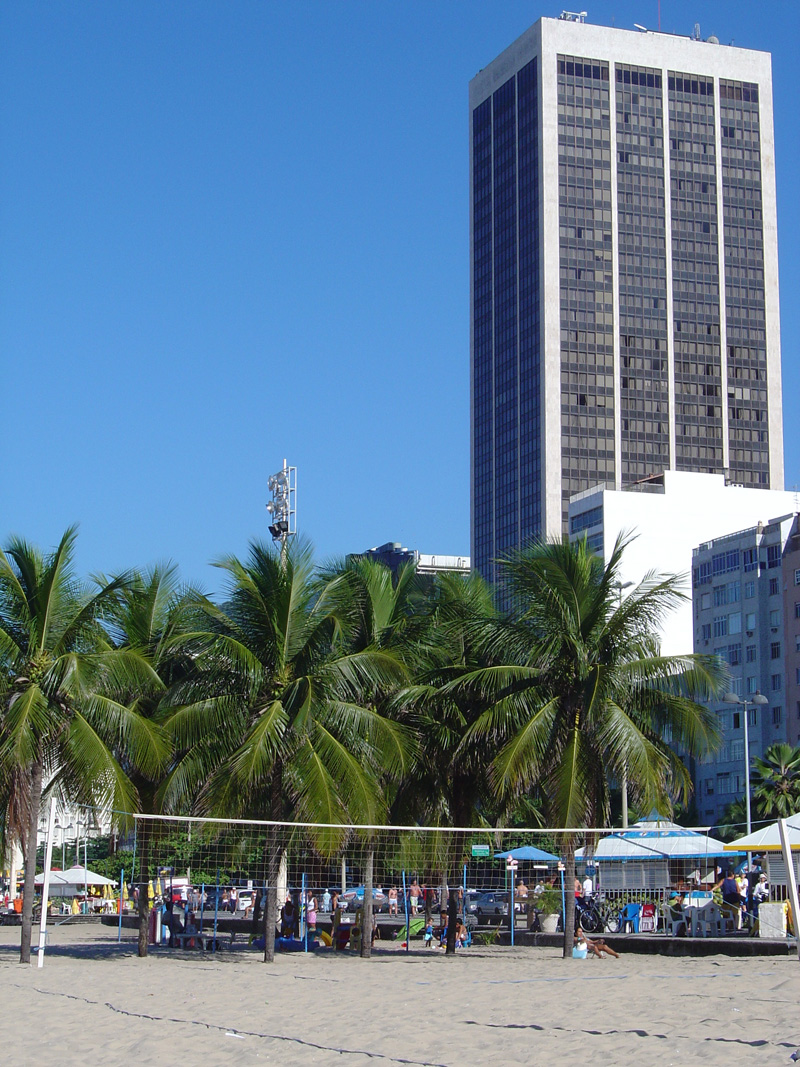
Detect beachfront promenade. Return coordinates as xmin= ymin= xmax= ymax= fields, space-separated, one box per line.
xmin=1 ymin=922 xmax=797 ymax=1065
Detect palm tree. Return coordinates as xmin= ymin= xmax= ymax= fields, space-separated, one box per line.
xmin=315 ymin=555 xmax=424 ymax=956
xmin=451 ymin=535 xmax=724 ymax=957
xmin=163 ymin=539 xmax=409 ymax=961
xmin=0 ymin=528 xmax=161 ymax=962
xmin=752 ymin=743 xmax=800 ymax=819
xmin=101 ymin=564 xmax=196 ymax=956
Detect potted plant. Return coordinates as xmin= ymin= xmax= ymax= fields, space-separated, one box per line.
xmin=536 ymin=889 xmax=561 ymax=933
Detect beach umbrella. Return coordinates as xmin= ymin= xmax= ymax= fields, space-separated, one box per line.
xmin=723 ymin=815 xmax=800 ymax=853
xmin=494 ymin=845 xmax=562 ymax=863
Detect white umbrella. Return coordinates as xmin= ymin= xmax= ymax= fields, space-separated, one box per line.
xmin=724 ymin=815 xmax=800 ymax=853
xmin=578 ymin=818 xmax=738 ymax=861
xmin=35 ymin=865 xmax=116 ymax=888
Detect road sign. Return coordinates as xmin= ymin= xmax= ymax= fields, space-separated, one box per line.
xmin=471 ymin=844 xmax=491 ymax=858
xmin=506 ymin=858 xmax=519 ymax=870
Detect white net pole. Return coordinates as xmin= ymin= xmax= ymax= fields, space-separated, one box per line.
xmin=36 ymin=796 xmax=57 ymax=968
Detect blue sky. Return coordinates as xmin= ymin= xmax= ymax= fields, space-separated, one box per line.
xmin=1 ymin=1 xmax=798 ymax=590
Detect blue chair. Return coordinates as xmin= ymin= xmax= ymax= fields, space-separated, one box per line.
xmin=620 ymin=903 xmax=641 ymax=933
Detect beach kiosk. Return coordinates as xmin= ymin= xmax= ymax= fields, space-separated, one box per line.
xmin=724 ymin=815 xmax=800 ymax=940
xmin=576 ymin=817 xmax=738 ymax=892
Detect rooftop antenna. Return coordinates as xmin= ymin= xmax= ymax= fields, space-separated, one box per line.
xmin=266 ymin=459 xmax=296 ymax=564
xmin=658 ymin=0 xmax=661 ymax=32
xmin=558 ymin=10 xmax=588 ymax=22
xmin=692 ymin=22 xmax=701 ymax=41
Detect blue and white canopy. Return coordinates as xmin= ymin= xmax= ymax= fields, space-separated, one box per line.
xmin=576 ymin=818 xmax=739 ymax=861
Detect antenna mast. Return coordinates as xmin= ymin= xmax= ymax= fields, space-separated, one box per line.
xmin=266 ymin=459 xmax=297 ymax=563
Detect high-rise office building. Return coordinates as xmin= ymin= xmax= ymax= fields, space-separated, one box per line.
xmin=470 ymin=14 xmax=783 ymax=582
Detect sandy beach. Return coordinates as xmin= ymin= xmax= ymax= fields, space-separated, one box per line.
xmin=1 ymin=923 xmax=798 ymax=1066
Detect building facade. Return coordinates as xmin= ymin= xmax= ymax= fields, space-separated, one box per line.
xmin=567 ymin=470 xmax=799 ymax=655
xmin=470 ymin=15 xmax=783 ymax=583
xmin=691 ymin=514 xmax=799 ymax=826
xmin=353 ymin=542 xmax=470 ymax=578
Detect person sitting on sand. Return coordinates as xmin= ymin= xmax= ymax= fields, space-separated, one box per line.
xmin=574 ymin=925 xmax=619 ymax=959
xmin=280 ymin=896 xmax=298 ymax=938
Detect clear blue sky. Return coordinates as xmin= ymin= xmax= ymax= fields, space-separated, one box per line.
xmin=1 ymin=1 xmax=798 ymax=591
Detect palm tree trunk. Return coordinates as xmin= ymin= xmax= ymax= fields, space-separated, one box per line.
xmin=20 ymin=760 xmax=44 ymax=964
xmin=562 ymin=837 xmax=577 ymax=960
xmin=360 ymin=846 xmax=374 ymax=959
xmin=263 ymin=847 xmax=282 ymax=963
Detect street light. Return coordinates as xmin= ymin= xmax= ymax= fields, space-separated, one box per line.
xmin=723 ymin=691 xmax=768 ymax=839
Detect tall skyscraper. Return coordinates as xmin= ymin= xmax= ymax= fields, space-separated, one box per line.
xmin=470 ymin=15 xmax=783 ymax=582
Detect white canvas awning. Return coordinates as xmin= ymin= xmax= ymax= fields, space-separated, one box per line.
xmin=578 ymin=818 xmax=739 ymax=861
xmin=35 ymin=865 xmax=116 ymax=888
xmin=724 ymin=815 xmax=800 ymax=853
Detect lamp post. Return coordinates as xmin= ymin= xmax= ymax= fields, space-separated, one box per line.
xmin=613 ymin=580 xmax=634 ymax=828
xmin=723 ymin=691 xmax=768 ymax=857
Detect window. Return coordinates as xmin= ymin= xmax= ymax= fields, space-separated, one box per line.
xmin=795 ymin=567 xmax=800 ymax=585
xmin=748 ymin=708 xmax=757 ymax=727
xmin=796 ymin=667 xmax=800 ymax=684
xmin=701 ymin=593 xmax=711 ymax=610
xmin=713 ymin=585 xmax=727 ymax=607
xmin=694 ymin=561 xmax=712 ymax=586
xmin=772 ymin=706 xmax=782 ymax=726
xmin=713 ymin=549 xmax=740 ymax=576
xmin=728 ymin=644 xmax=742 ymax=666
xmin=731 ymin=739 xmax=744 ymax=761
xmin=796 ymin=636 xmax=800 ymax=653
xmin=794 ymin=602 xmax=800 ymax=619
xmin=701 ymin=623 xmax=711 ymax=641
xmin=746 ymin=645 xmax=757 ymax=662
xmin=747 ymin=676 xmax=758 ymax=694
xmin=743 ymin=548 xmax=758 ymax=573
xmin=769 ymin=577 xmax=780 ymax=596
xmin=729 ymin=613 xmax=742 ymax=634
xmin=733 ymin=711 xmax=741 ymax=729
xmin=716 ymin=772 xmax=731 ymax=795
xmin=770 ymin=609 xmax=780 ymax=627
xmin=714 ymin=616 xmax=728 ymax=638
xmin=745 ymin=581 xmax=755 ymax=598
xmin=771 ymin=642 xmax=781 ymax=660
xmin=766 ymin=544 xmax=781 ymax=569
xmin=771 ymin=673 xmax=782 ymax=692
xmin=704 ymin=779 xmax=714 ymax=795
xmin=745 ymin=613 xmax=756 ymax=631
xmin=732 ymin=677 xmax=743 ymax=697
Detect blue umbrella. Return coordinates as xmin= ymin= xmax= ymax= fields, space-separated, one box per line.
xmin=493 ymin=845 xmax=562 ymax=863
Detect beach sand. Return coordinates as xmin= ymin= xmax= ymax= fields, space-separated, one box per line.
xmin=1 ymin=924 xmax=798 ymax=1066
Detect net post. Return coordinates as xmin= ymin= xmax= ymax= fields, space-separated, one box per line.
xmin=118 ymin=869 xmax=124 ymax=943
xmin=36 ymin=796 xmax=57 ymax=968
xmin=213 ymin=869 xmax=220 ymax=952
xmin=402 ymin=869 xmax=409 ymax=953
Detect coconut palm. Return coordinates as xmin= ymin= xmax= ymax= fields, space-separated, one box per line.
xmin=0 ymin=528 xmax=162 ymax=962
xmin=752 ymin=743 xmax=800 ymax=819
xmin=449 ymin=535 xmax=724 ymax=957
xmin=100 ymin=564 xmax=198 ymax=956
xmin=315 ymin=555 xmax=425 ymax=956
xmin=162 ymin=538 xmax=409 ymax=960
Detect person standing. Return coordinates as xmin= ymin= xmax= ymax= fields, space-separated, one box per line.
xmin=409 ymin=880 xmax=421 ymax=915
xmin=388 ymin=886 xmax=398 ymax=914
xmin=322 ymin=888 xmax=332 ymax=913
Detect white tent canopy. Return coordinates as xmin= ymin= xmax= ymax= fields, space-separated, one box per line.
xmin=724 ymin=816 xmax=800 ymax=853
xmin=35 ymin=865 xmax=116 ymax=891
xmin=577 ymin=818 xmax=739 ymax=861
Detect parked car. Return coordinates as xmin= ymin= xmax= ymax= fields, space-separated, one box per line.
xmin=464 ymin=891 xmax=509 ymax=920
xmin=341 ymin=887 xmax=389 ymax=913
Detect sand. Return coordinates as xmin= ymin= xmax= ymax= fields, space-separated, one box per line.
xmin=1 ymin=923 xmax=798 ymax=1066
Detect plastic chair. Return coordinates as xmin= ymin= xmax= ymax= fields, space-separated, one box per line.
xmin=620 ymin=903 xmax=640 ymax=933
xmin=640 ymin=903 xmax=657 ymax=932
xmin=661 ymin=904 xmax=687 ymax=937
